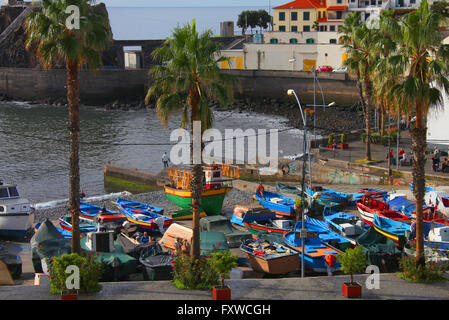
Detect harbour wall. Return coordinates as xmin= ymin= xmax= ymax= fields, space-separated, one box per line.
xmin=0 ymin=67 xmax=359 ymax=105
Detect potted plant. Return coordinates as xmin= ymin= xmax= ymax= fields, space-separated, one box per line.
xmin=340 ymin=133 xmax=348 ymax=149
xmin=48 ymin=253 xmax=103 ymax=300
xmin=327 ymin=133 xmax=335 ymax=149
xmin=336 ymin=246 xmax=367 ymax=298
xmin=209 ymin=250 xmax=238 ymax=300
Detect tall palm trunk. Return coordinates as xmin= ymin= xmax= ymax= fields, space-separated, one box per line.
xmin=189 ymin=87 xmax=202 ymax=260
xmin=380 ymin=100 xmax=385 ymax=137
xmin=66 ymin=58 xmax=81 ymax=254
xmin=363 ymin=72 xmax=373 ymax=161
xmin=411 ymin=102 xmax=426 ymax=267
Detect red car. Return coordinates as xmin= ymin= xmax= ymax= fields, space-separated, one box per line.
xmin=317 ymin=65 xmax=333 ymax=72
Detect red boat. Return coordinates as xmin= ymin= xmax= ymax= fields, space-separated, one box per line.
xmin=357 ymin=196 xmax=410 ymax=226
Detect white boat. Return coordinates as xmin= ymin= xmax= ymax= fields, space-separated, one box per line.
xmin=425 ymin=190 xmax=449 ymax=218
xmin=0 ymin=182 xmax=34 ymax=238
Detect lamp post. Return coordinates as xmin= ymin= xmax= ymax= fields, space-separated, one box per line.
xmin=287 ymin=89 xmax=307 ymax=278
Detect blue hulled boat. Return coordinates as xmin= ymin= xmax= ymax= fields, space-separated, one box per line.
xmin=283 ymin=229 xmax=342 ymax=273
xmin=372 ymin=213 xmax=410 ymax=248
xmin=80 ymin=202 xmax=118 ymax=219
xmin=254 ymin=191 xmax=296 ymax=218
xmin=323 ymin=208 xmax=368 ymax=242
xmin=58 ymin=214 xmax=98 ymax=235
xmin=302 ymin=215 xmax=353 ymax=249
xmin=410 ymin=221 xmax=449 ymax=251
xmin=115 ymin=198 xmax=171 ymax=233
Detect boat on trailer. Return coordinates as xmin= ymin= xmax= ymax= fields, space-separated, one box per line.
xmin=0 ymin=182 xmax=34 ymax=239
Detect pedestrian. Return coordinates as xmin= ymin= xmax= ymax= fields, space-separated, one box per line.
xmin=432 ymin=154 xmax=439 ymax=172
xmin=400 ymin=151 xmax=408 ymax=166
xmin=162 ymin=152 xmax=169 ymax=168
xmin=387 ymin=149 xmax=396 ymax=165
xmin=398 ymin=148 xmax=405 ymax=160
xmin=140 ymin=232 xmax=150 ymax=244
xmin=442 ymin=158 xmax=449 ymax=173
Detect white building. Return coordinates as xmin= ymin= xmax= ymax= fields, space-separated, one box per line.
xmin=219 ymin=31 xmax=346 ymax=72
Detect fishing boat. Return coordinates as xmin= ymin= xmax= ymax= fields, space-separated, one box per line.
xmin=323 ymin=208 xmax=367 ymax=242
xmin=283 ymin=228 xmax=342 ymax=273
xmin=115 ymin=198 xmax=171 ymax=233
xmin=302 ymin=215 xmax=353 ymax=250
xmin=410 ymin=221 xmax=449 ymax=251
xmin=165 ymin=165 xmax=234 ymax=215
xmin=385 ymin=195 xmax=448 ymax=224
xmin=289 ymin=183 xmax=351 ymax=205
xmin=240 ymin=237 xmax=300 ymax=274
xmin=0 ymin=182 xmax=34 ymax=239
xmin=356 ymin=195 xmax=410 ymax=226
xmin=360 ymin=188 xmax=388 ymax=200
xmin=79 ymin=202 xmax=122 ymax=219
xmin=424 ymin=189 xmax=449 ymax=218
xmin=372 ymin=213 xmax=409 ymax=248
xmin=242 ymin=210 xmax=294 ymax=236
xmin=231 ymin=206 xmax=272 ymax=230
xmin=200 ymin=215 xmax=250 ymax=248
xmin=254 ymin=187 xmax=296 ymax=218
xmin=275 ymin=182 xmax=303 ymax=199
xmin=58 ymin=214 xmax=98 ymax=234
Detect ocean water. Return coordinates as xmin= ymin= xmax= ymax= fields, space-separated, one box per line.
xmin=0 ymin=102 xmax=304 ymax=203
xmin=106 ymin=6 xmax=271 ymax=40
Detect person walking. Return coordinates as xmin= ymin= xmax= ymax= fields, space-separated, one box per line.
xmin=432 ymin=154 xmax=439 ymax=172
xmin=162 ymin=152 xmax=170 ymax=168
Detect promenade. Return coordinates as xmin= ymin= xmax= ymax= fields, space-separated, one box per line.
xmin=0 ymin=272 xmax=448 ymax=300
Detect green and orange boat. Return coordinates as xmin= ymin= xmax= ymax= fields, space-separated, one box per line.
xmin=165 ymin=165 xmax=235 ymax=216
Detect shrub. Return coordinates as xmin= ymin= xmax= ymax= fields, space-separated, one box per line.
xmin=209 ymin=250 xmax=238 ymax=288
xmin=361 ymin=133 xmax=366 ymax=142
xmin=337 ymin=246 xmax=367 ymax=285
xmin=48 ymin=253 xmax=103 ymax=295
xmin=397 ymin=256 xmax=448 ymax=283
xmin=328 ymin=133 xmax=335 ymax=146
xmin=295 ymin=197 xmax=309 ymax=209
xmin=340 ymin=133 xmax=347 ymax=144
xmin=171 ymin=244 xmax=218 ymax=290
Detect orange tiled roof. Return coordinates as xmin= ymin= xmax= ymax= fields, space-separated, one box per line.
xmin=274 ymin=0 xmax=326 ymax=9
xmin=326 ymin=5 xmax=348 ymax=10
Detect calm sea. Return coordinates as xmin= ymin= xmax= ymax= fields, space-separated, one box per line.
xmin=106 ymin=6 xmax=270 ymax=40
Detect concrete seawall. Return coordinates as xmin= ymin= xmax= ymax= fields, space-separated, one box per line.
xmin=0 ymin=67 xmax=359 ymax=105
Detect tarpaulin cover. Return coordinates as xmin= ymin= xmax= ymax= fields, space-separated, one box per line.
xmin=116 ymin=234 xmax=154 ymax=259
xmin=200 ymin=232 xmax=229 ymax=254
xmin=356 ymin=227 xmax=403 ymax=273
xmin=200 ymin=216 xmax=250 ymax=248
xmin=0 ymin=251 xmax=22 ymax=279
xmin=387 ymin=197 xmax=415 ymax=215
xmin=309 ymin=199 xmax=343 ymax=218
xmin=30 ymin=219 xmax=71 ymax=273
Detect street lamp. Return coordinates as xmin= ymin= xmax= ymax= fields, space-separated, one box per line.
xmin=287 ymin=88 xmax=308 ymax=279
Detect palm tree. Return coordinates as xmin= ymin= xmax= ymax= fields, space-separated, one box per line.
xmin=341 ymin=16 xmax=379 ymax=161
xmin=25 ymin=0 xmax=112 ymax=253
xmin=145 ymin=20 xmax=239 ymax=261
xmin=389 ymin=0 xmax=449 ymax=266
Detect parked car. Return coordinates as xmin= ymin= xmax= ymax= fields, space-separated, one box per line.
xmin=317 ymin=65 xmax=333 ymax=72
xmin=332 ymin=67 xmax=347 ymax=73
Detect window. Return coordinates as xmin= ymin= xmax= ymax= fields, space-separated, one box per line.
xmin=336 ymin=11 xmax=343 ymax=19
xmin=330 ymin=25 xmax=335 ymax=31
xmin=270 ymin=38 xmax=279 ymax=43
xmin=303 ymin=11 xmax=310 ymax=21
xmin=8 ymin=187 xmax=18 ymax=198
xmin=0 ymin=188 xmax=8 ymax=199
xmin=279 ymin=25 xmax=286 ymax=32
xmin=303 ymin=25 xmax=311 ymax=32
xmin=323 ymin=11 xmax=326 ymax=18
xmin=410 ymin=0 xmax=416 ymax=3
xmin=291 ymin=12 xmax=298 ymax=20
xmin=318 ymin=11 xmax=321 ymax=19
xmin=290 ymin=38 xmax=298 ymax=43
xmin=279 ymin=12 xmax=285 ymax=21
xmin=330 ymin=39 xmax=337 ymax=44
xmin=291 ymin=26 xmax=298 ymax=32
xmin=337 ymin=0 xmax=343 ymax=3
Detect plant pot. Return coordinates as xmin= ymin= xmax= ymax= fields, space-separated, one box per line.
xmin=340 ymin=143 xmax=348 ymax=149
xmin=342 ymin=282 xmax=362 ymax=298
xmin=212 ymin=285 xmax=231 ymax=300
xmin=327 ymin=145 xmax=333 ymax=149
xmin=61 ymin=291 xmax=78 ymax=300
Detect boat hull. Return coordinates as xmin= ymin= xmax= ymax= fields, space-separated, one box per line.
xmin=0 ymin=211 xmax=34 ymax=239
xmin=165 ymin=185 xmax=231 ymax=215
xmin=243 ymin=221 xmax=289 ymax=235
xmin=245 ymin=252 xmax=299 ymax=274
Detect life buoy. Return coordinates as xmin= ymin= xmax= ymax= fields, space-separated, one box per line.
xmin=256 ymin=185 xmax=265 ymax=196
xmin=325 ymin=254 xmax=336 ymax=268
